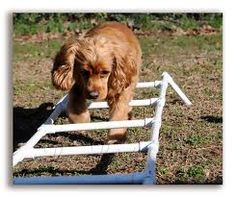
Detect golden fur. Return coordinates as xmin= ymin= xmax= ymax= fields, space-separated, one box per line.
xmin=51 ymin=22 xmax=142 ymax=143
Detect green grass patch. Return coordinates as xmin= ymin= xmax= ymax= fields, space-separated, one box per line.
xmin=140 ymin=33 xmax=222 ymax=59
xmin=13 ymin=79 xmax=52 ymax=96
xmin=187 ymin=165 xmax=205 ymax=181
xmin=184 ymin=134 xmax=207 ymax=146
xmin=176 ymin=165 xmax=206 ymax=183
xmin=13 ymin=39 xmax=62 ymax=62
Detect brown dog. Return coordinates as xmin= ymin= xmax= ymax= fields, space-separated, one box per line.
xmin=51 ymin=22 xmax=142 ymax=143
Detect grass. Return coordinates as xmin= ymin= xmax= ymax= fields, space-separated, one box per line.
xmin=13 ymin=39 xmax=62 ymax=61
xmin=13 ymin=18 xmax=222 ymax=184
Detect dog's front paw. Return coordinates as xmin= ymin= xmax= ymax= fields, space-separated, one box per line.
xmin=107 ymin=128 xmax=127 ymax=144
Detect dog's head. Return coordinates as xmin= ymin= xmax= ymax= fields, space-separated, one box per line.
xmin=74 ymin=37 xmax=114 ymax=100
xmin=51 ymin=35 xmax=138 ymax=101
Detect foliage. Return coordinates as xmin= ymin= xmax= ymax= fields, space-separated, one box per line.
xmin=13 ymin=13 xmax=222 ymax=35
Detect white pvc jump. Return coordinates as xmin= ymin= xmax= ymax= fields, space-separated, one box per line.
xmin=13 ymin=72 xmax=192 ymax=185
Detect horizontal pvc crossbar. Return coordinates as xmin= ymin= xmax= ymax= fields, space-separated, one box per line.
xmin=44 ymin=97 xmax=159 ymax=125
xmin=39 ymin=118 xmax=154 ymax=134
xmin=15 ymin=141 xmax=151 ymax=159
xmin=13 ymin=172 xmax=145 ymax=184
xmin=88 ymin=97 xmax=159 ymax=109
xmin=136 ymin=80 xmax=161 ymax=88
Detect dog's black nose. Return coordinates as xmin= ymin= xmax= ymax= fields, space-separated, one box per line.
xmin=89 ymin=91 xmax=99 ymax=99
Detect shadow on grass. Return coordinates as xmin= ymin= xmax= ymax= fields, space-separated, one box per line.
xmin=200 ymin=116 xmax=222 ymax=124
xmin=89 ymin=154 xmax=115 ymax=174
xmin=42 ymin=131 xmax=105 ymax=146
xmin=13 ymin=154 xmax=114 ymax=177
xmin=13 ymin=102 xmax=54 ymax=151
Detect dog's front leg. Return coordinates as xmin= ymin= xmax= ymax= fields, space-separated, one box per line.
xmin=107 ymin=87 xmax=134 ymax=144
xmin=67 ymin=86 xmax=90 ymax=124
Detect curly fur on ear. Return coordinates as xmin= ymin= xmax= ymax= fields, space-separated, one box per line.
xmin=51 ymin=40 xmax=78 ymax=91
xmin=107 ymin=43 xmax=141 ymax=106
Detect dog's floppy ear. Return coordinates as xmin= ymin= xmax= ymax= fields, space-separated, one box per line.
xmin=108 ymin=49 xmax=140 ymax=95
xmin=51 ymin=40 xmax=78 ymax=91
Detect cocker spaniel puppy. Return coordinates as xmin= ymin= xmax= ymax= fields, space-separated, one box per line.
xmin=51 ymin=22 xmax=142 ymax=143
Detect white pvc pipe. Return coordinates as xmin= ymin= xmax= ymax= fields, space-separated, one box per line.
xmin=163 ymin=72 xmax=192 ymax=106
xmin=39 ymin=118 xmax=154 ymax=134
xmin=44 ymin=94 xmax=69 ymax=125
xmin=14 ymin=141 xmax=151 ymax=160
xmin=87 ymin=97 xmax=159 ymax=109
xmin=13 ymin=129 xmax=49 ymax=166
xmin=43 ymin=97 xmax=159 ymax=125
xmin=13 ymin=172 xmax=145 ymax=184
xmin=136 ymin=80 xmax=161 ymax=88
xmin=143 ymin=73 xmax=169 ymax=184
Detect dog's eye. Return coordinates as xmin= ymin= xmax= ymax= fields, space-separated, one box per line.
xmin=100 ymin=71 xmax=110 ymax=78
